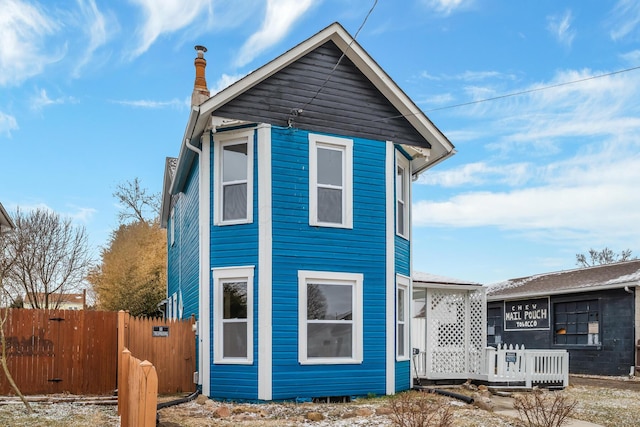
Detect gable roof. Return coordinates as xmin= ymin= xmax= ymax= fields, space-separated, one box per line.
xmin=170 ymin=22 xmax=455 ymax=195
xmin=160 ymin=157 xmax=178 ymax=227
xmin=487 ymin=259 xmax=640 ymax=301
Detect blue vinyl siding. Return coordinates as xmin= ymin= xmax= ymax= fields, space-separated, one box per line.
xmin=271 ymin=126 xmax=388 ymax=399
xmin=209 ymin=128 xmax=259 ymax=400
xmin=395 ymin=360 xmax=410 ymax=392
xmin=167 ymin=161 xmax=200 ymax=320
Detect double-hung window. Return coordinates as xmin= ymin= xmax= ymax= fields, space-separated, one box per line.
xmin=215 ymin=130 xmax=254 ymax=225
xmin=298 ymin=271 xmax=363 ymax=364
xmin=396 ymin=153 xmax=410 ymax=238
xmin=213 ymin=266 xmax=254 ymax=364
xmin=309 ymin=134 xmax=353 ymax=228
xmin=396 ymin=275 xmax=410 ymax=360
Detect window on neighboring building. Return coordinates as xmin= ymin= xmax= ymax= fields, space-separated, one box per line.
xmin=215 ymin=130 xmax=254 ymax=225
xmin=309 ymin=134 xmax=353 ymax=228
xmin=396 ymin=153 xmax=410 ymax=239
xmin=213 ymin=266 xmax=254 ymax=363
xmin=396 ymin=275 xmax=410 ymax=360
xmin=554 ymin=300 xmax=599 ymax=345
xmin=298 ymin=270 xmax=363 ymax=364
xmin=487 ymin=306 xmax=503 ymax=345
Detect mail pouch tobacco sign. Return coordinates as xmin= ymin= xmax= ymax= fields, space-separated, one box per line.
xmin=504 ymin=298 xmax=550 ymax=331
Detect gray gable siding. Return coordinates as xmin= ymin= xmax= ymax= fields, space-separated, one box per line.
xmin=214 ymin=41 xmax=430 ymax=148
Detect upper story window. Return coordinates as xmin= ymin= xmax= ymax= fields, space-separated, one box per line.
xmin=396 ymin=152 xmax=410 ymax=239
xmin=215 ymin=130 xmax=254 ymax=226
xmin=213 ymin=266 xmax=254 ymax=364
xmin=309 ymin=134 xmax=353 ymax=229
xmin=298 ymin=270 xmax=363 ymax=364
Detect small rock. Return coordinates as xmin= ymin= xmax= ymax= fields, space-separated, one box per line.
xmin=306 ymin=411 xmax=325 ymax=421
xmin=214 ymin=406 xmax=231 ymax=418
xmin=195 ymin=394 xmax=208 ymax=405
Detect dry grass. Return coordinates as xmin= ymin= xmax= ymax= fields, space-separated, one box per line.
xmin=2 ymin=382 xmax=640 ymax=427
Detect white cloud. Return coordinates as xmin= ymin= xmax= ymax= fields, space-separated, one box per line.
xmin=211 ymin=73 xmax=247 ymax=95
xmin=0 ymin=0 xmax=62 ymax=86
xmin=234 ymin=0 xmax=314 ymax=67
xmin=608 ymin=0 xmax=640 ymax=41
xmin=423 ymin=0 xmax=472 ymax=16
xmin=0 ymin=111 xmax=19 ymax=137
xmin=112 ymin=98 xmax=189 ymax=109
xmin=418 ymin=162 xmax=531 ymax=187
xmin=128 ymin=0 xmax=213 ymax=59
xmin=415 ymin=62 xmax=640 ymax=250
xmin=72 ymin=0 xmax=114 ymax=77
xmin=547 ymin=10 xmax=576 ymax=47
xmin=31 ymin=88 xmax=77 ymax=111
xmin=620 ymin=49 xmax=640 ymax=64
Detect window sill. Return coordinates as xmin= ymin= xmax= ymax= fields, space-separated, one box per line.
xmin=213 ymin=358 xmax=254 ymax=365
xmin=299 ymin=358 xmax=363 ymax=365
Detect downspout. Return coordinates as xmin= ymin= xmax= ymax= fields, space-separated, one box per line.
xmin=186 ymin=138 xmax=201 ymax=155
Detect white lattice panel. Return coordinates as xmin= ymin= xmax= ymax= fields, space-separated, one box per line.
xmin=417 ymin=287 xmax=487 ymax=378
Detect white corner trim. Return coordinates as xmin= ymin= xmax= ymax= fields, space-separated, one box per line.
xmin=385 ymin=141 xmax=395 ymax=395
xmin=257 ymin=124 xmax=273 ymax=400
xmin=200 ymin=132 xmax=211 ymax=396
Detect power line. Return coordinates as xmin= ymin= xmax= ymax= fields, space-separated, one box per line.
xmin=291 ymin=0 xmax=378 ymax=125
xmin=424 ymin=64 xmax=640 ymax=113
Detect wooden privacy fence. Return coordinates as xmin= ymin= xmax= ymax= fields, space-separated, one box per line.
xmin=0 ymin=309 xmax=118 ymax=395
xmin=0 ymin=309 xmax=196 ymax=396
xmin=117 ymin=311 xmax=196 ymax=394
xmin=118 ymin=348 xmax=158 ymax=427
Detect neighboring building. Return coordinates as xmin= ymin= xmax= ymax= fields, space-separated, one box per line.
xmin=486 ymin=260 xmax=640 ymax=376
xmin=23 ymin=291 xmax=87 ymax=310
xmin=160 ymin=23 xmax=455 ymax=401
xmin=0 ymin=203 xmax=14 ymax=233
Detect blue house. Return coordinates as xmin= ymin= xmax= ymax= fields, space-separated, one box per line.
xmin=160 ymin=22 xmax=455 ymax=401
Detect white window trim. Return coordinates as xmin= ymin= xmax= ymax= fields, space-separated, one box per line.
xmin=396 ymin=274 xmax=410 ymax=361
xmin=298 ymin=270 xmax=363 ymax=365
xmin=395 ymin=152 xmax=410 ymax=239
xmin=169 ymin=207 xmax=175 ymax=246
xmin=214 ymin=129 xmax=254 ymax=226
xmin=308 ymin=134 xmax=353 ymax=229
xmin=213 ymin=266 xmax=255 ymax=364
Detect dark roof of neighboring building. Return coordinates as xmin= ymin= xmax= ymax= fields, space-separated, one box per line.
xmin=487 ymin=259 xmax=640 ymax=300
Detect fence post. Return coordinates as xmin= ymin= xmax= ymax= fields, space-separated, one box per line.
xmin=119 ymin=348 xmax=131 ymax=426
xmin=485 ymin=347 xmax=496 ymax=382
xmin=138 ymin=360 xmax=158 ymax=427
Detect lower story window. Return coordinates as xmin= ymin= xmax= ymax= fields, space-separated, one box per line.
xmin=396 ymin=275 xmax=410 ymax=360
xmin=298 ymin=270 xmax=363 ymax=364
xmin=213 ymin=266 xmax=254 ymax=364
xmin=554 ymin=300 xmax=599 ymax=345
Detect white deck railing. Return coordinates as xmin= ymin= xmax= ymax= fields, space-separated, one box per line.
xmin=485 ymin=344 xmax=569 ymax=388
xmin=414 ymin=344 xmax=569 ymax=388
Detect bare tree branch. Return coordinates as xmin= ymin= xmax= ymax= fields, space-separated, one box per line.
xmin=576 ymin=247 xmax=637 ymax=267
xmin=113 ymin=178 xmax=160 ymax=225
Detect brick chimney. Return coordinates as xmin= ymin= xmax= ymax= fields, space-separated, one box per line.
xmin=191 ymin=45 xmax=210 ymax=106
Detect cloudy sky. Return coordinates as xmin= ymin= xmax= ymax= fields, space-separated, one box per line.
xmin=2 ymin=0 xmax=639 ymax=284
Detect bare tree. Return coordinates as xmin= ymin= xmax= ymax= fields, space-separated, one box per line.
xmin=5 ymin=208 xmax=92 ymax=309
xmin=576 ymin=247 xmax=636 ymax=268
xmin=0 ymin=223 xmax=32 ymax=413
xmin=113 ymin=178 xmax=160 ymax=225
